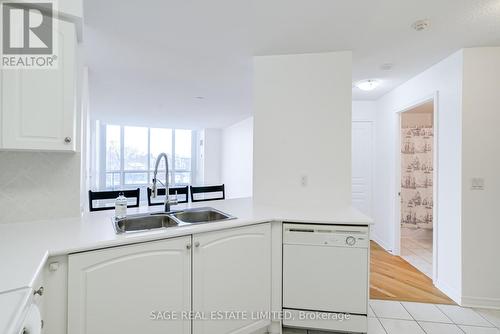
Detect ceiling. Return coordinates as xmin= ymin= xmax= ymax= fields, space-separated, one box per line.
xmin=84 ymin=0 xmax=500 ymax=128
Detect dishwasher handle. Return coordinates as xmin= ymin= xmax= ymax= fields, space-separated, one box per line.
xmin=285 ymin=227 xmax=366 ymax=234
xmin=287 ymin=228 xmax=315 ymax=233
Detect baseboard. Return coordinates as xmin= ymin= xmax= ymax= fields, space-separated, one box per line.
xmin=370 ymin=233 xmax=394 ymax=254
xmin=435 ymin=281 xmax=500 ymax=309
xmin=461 ymin=295 xmax=500 ymax=310
xmin=435 ymin=279 xmax=462 ymax=305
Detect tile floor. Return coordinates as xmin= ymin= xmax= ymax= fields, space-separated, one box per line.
xmin=368 ymin=300 xmax=500 ymax=334
xmin=401 ymin=227 xmax=433 ymax=277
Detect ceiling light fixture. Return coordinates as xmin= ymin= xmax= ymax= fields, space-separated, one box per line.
xmin=355 ymin=79 xmax=381 ymax=91
xmin=412 ymin=19 xmax=430 ymax=31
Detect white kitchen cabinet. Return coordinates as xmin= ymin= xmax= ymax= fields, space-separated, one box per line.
xmin=193 ymin=223 xmax=272 ymax=334
xmin=67 ymin=237 xmax=192 ymax=334
xmin=1 ymin=19 xmax=77 ymax=151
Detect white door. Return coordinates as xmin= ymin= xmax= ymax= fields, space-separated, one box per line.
xmin=68 ymin=237 xmax=192 ymax=334
xmin=1 ymin=19 xmax=76 ymax=151
xmin=193 ymin=224 xmax=271 ymax=334
xmin=352 ymin=121 xmax=374 ymax=216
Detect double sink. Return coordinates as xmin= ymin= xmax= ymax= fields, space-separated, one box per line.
xmin=113 ymin=207 xmax=236 ymax=234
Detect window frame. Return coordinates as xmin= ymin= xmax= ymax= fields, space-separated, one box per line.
xmin=99 ymin=124 xmax=195 ymax=191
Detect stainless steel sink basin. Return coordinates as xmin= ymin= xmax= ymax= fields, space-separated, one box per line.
xmin=169 ymin=207 xmax=236 ymax=224
xmin=114 ymin=213 xmax=179 ymax=233
xmin=113 ymin=207 xmax=236 ymax=234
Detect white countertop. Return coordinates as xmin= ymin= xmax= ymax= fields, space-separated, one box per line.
xmin=0 ymin=197 xmax=371 ymax=332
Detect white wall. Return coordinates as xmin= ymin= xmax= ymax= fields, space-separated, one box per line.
xmin=221 ymin=117 xmax=253 ymax=199
xmin=353 ymin=101 xmax=377 ymax=122
xmin=461 ymin=47 xmax=500 ymax=308
xmin=374 ymin=51 xmax=464 ymax=302
xmin=194 ymin=130 xmax=205 ymax=185
xmin=253 ymin=51 xmax=352 ymax=208
xmin=203 ymin=129 xmax=222 ymax=185
xmin=195 ymin=129 xmax=222 ymax=186
xmin=81 ymin=67 xmax=90 ymax=214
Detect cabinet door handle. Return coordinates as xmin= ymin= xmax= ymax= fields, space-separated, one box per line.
xmin=64 ymin=137 xmax=72 ymax=143
xmin=186 ymin=243 xmax=192 ymax=250
xmin=194 ymin=241 xmax=200 ymax=248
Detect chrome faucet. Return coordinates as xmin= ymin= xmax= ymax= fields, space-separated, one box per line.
xmin=152 ymin=152 xmax=177 ymax=212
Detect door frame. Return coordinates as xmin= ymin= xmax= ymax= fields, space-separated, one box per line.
xmin=394 ymin=92 xmax=439 ymax=283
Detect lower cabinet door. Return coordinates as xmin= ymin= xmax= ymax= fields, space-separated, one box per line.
xmin=68 ymin=237 xmax=192 ymax=334
xmin=193 ymin=223 xmax=272 ymax=334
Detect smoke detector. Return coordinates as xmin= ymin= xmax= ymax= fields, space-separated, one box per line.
xmin=412 ymin=19 xmax=430 ymax=31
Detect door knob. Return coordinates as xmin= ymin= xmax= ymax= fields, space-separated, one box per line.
xmin=64 ymin=137 xmax=72 ymax=143
xmin=34 ymin=286 xmax=44 ymax=296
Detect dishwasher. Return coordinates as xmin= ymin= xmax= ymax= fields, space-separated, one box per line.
xmin=282 ymin=223 xmax=369 ymax=333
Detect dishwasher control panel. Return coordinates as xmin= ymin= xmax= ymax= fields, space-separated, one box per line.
xmin=283 ymin=223 xmax=369 ymax=248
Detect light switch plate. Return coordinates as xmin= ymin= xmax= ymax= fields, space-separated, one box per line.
xmin=471 ymin=177 xmax=485 ymax=190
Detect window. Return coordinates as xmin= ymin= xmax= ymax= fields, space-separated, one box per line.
xmin=100 ymin=125 xmax=194 ymax=191
xmin=105 ymin=125 xmax=121 ymax=188
xmin=150 ymin=128 xmax=173 ymax=185
xmin=123 ymin=126 xmax=149 ymax=186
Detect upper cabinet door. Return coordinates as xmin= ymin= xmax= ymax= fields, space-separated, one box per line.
xmin=1 ymin=19 xmax=76 ymax=151
xmin=68 ymin=236 xmax=192 ymax=334
xmin=193 ymin=223 xmax=272 ymax=334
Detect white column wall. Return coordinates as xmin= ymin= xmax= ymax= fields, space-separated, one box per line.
xmin=461 ymin=47 xmax=500 ymax=308
xmin=221 ymin=117 xmax=254 ymax=199
xmin=253 ymin=51 xmax=352 ymax=209
xmin=199 ymin=129 xmax=222 ymax=185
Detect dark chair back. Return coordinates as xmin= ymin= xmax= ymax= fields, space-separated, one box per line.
xmin=147 ymin=186 xmax=189 ymax=206
xmin=88 ymin=188 xmax=140 ymax=212
xmin=190 ymin=184 xmax=225 ymax=203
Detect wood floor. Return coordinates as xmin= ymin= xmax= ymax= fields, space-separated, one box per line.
xmin=370 ymin=241 xmax=454 ymax=304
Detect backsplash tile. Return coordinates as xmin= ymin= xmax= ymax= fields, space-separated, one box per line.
xmin=0 ymin=151 xmax=81 ymax=224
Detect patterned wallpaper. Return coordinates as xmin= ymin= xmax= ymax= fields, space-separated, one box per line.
xmin=401 ymin=115 xmax=434 ymax=229
xmin=0 ymin=151 xmax=81 ymax=224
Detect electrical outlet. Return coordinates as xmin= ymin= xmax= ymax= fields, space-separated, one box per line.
xmin=471 ymin=177 xmax=485 ymax=190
